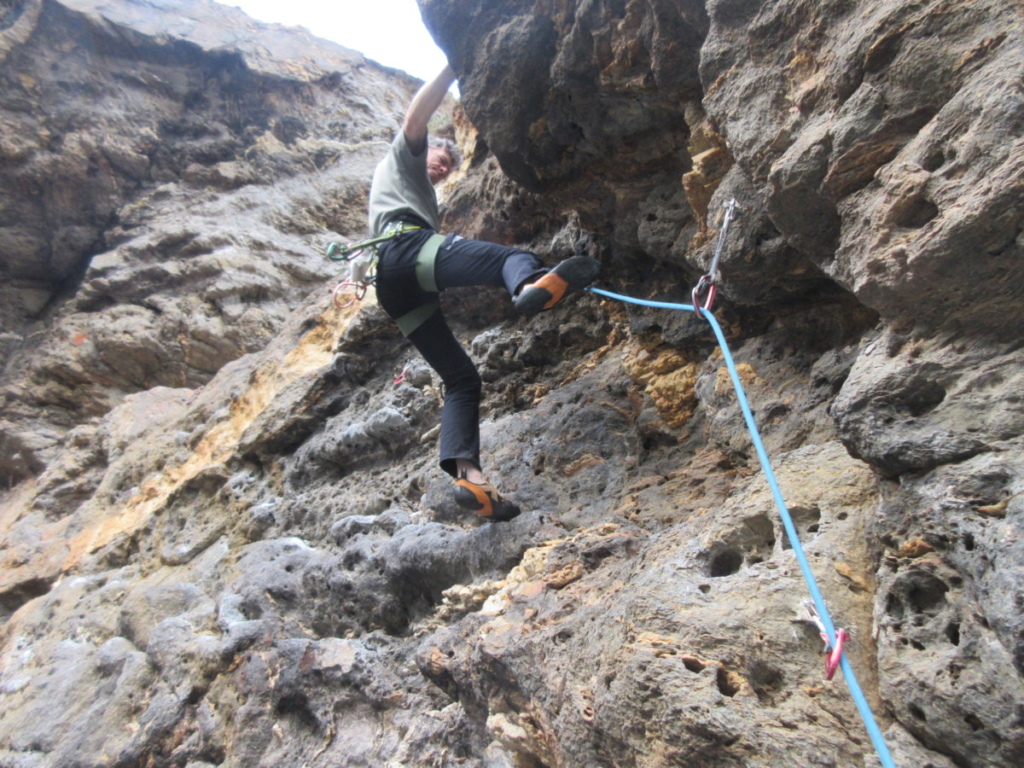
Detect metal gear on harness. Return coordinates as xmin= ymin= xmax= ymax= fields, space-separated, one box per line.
xmin=692 ymin=198 xmax=738 ymax=318
xmin=325 ymin=224 xmax=422 ymax=309
xmin=328 ymin=243 xmax=375 ymax=308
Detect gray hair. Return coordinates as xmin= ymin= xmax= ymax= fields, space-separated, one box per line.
xmin=428 ymin=136 xmax=463 ymax=171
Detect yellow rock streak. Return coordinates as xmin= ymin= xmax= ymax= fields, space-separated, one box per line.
xmin=63 ymin=302 xmax=355 ymax=569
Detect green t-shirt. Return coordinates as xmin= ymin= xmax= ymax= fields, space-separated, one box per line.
xmin=367 ymin=130 xmax=440 ymax=237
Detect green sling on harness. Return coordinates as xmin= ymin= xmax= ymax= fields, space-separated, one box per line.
xmin=396 ymin=232 xmax=446 ymax=336
xmin=326 ymin=229 xmax=447 ymax=336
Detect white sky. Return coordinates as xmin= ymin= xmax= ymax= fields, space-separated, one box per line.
xmin=215 ymin=0 xmax=450 ymax=83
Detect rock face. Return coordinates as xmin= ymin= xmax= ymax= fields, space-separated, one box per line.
xmin=0 ymin=1 xmax=1021 ymax=767
xmin=0 ymin=0 xmax=419 ymax=485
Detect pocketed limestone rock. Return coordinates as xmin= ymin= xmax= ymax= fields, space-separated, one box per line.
xmin=2 ymin=1 xmax=1023 ymax=766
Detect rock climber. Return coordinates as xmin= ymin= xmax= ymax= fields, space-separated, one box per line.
xmin=368 ymin=64 xmax=599 ymax=522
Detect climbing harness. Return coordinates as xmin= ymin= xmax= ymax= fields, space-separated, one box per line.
xmin=583 ymin=200 xmax=895 ymax=768
xmin=325 ymin=224 xmax=448 ymax=338
xmin=691 ymin=197 xmax=738 ymax=318
xmin=324 ymin=223 xmax=422 ymax=309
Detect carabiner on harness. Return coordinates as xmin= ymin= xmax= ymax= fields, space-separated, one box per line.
xmin=692 ymin=198 xmax=738 ymax=318
xmin=327 ymin=243 xmax=377 ymax=309
xmin=326 ymin=242 xmax=354 ymax=262
xmin=332 ymin=277 xmax=368 ymax=309
xmin=325 ymin=224 xmax=424 ymax=309
xmin=326 ymin=237 xmax=393 ymax=309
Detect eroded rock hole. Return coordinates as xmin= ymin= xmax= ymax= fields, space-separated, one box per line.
xmin=744 ymin=514 xmax=777 ymax=560
xmin=716 ymin=666 xmax=740 ymax=697
xmin=682 ymin=657 xmax=705 ymax=673
xmin=782 ymin=505 xmax=821 ymax=549
xmin=748 ymin=659 xmax=785 ymax=703
xmin=239 ymin=599 xmax=262 ymax=620
xmin=964 ymin=713 xmax=985 ymax=732
xmin=186 ymin=685 xmax=208 ymax=706
xmin=922 ymin=149 xmax=946 ymax=172
xmin=275 ymin=693 xmax=319 ymax=731
xmin=907 ymin=573 xmax=949 ymax=614
xmin=945 ymin=622 xmax=961 ymax=646
xmin=0 ymin=577 xmax=54 ymax=618
xmin=708 ymin=548 xmax=743 ymax=577
xmin=885 ymin=593 xmax=905 ymax=621
xmin=902 ymin=380 xmax=946 ymax=417
xmin=908 ymin=703 xmax=927 ymax=721
xmin=896 ymin=198 xmax=940 ymax=229
xmin=342 ymin=550 xmax=364 ymax=570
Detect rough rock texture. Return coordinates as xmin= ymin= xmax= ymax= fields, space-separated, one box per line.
xmin=0 ymin=0 xmax=422 ymax=485
xmin=1 ymin=0 xmax=1022 ymax=767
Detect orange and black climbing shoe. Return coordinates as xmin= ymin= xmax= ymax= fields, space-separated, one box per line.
xmin=514 ymin=256 xmax=601 ymax=316
xmin=454 ymin=475 xmax=521 ymax=522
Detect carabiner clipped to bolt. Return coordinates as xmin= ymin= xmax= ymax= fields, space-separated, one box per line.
xmin=691 ymin=275 xmax=717 ymax=318
xmin=799 ymin=599 xmax=848 ymax=681
xmin=825 ymin=628 xmax=849 ymax=681
xmin=692 ymin=198 xmax=738 ymax=318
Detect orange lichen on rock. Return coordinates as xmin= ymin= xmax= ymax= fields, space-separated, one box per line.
xmin=622 ymin=340 xmax=700 ymax=428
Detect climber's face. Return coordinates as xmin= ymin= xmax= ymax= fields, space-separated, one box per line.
xmin=427 ymin=147 xmax=453 ymax=185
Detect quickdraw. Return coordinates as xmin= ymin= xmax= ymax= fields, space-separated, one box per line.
xmin=325 ymin=225 xmax=422 ymax=309
xmin=329 ymin=244 xmax=375 ymax=309
xmin=692 ymin=198 xmax=738 ymax=318
xmin=585 ymin=284 xmax=896 ymax=768
xmin=800 ymin=599 xmax=850 ymax=681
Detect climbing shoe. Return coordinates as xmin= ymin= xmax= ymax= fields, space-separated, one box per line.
xmin=514 ymin=256 xmax=601 ymax=316
xmin=454 ymin=477 xmax=521 ymax=522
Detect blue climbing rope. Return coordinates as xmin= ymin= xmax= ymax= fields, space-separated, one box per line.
xmin=587 ymin=286 xmax=896 ymax=768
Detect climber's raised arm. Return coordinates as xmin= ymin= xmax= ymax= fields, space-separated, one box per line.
xmin=367 ymin=57 xmax=598 ymax=525
xmin=402 ymin=64 xmax=457 ymax=154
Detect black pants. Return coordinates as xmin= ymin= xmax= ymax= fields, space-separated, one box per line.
xmin=376 ymin=230 xmax=546 ymax=477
